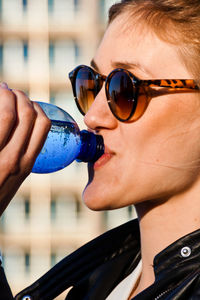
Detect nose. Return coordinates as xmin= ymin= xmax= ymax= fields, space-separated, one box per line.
xmin=84 ymin=88 xmax=118 ymax=131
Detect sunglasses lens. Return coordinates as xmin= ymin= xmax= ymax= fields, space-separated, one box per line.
xmin=75 ymin=67 xmax=96 ymax=114
xmin=107 ymin=71 xmax=136 ymax=121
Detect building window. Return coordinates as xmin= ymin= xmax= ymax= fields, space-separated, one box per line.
xmin=49 ymin=42 xmax=55 ymax=65
xmin=49 ymin=39 xmax=79 ymax=74
xmin=50 ymin=93 xmax=55 ymax=104
xmin=48 ymin=0 xmax=54 ymax=13
xmin=23 ymin=41 xmax=28 ymax=63
xmin=99 ymin=0 xmax=116 ymax=22
xmin=0 ymin=213 xmax=5 ymax=232
xmin=74 ymin=0 xmax=79 ymax=11
xmin=0 ymin=44 xmax=3 ymax=74
xmin=51 ymin=252 xmax=56 ymax=267
xmin=24 ymin=252 xmax=30 ymax=273
xmin=50 ymin=199 xmax=56 ymax=221
xmin=22 ymin=0 xmax=28 ymax=13
xmin=24 ymin=198 xmax=30 ymax=220
xmin=50 ymin=194 xmax=79 ymax=226
xmin=1 ymin=253 xmax=4 ymax=267
xmin=76 ymin=198 xmax=80 ymax=215
xmin=0 ymin=0 xmax=2 ymax=20
xmin=103 ymin=206 xmax=135 ymax=230
xmin=74 ymin=41 xmax=79 ymax=63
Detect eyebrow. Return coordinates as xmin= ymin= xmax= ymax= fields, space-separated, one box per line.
xmin=90 ymin=59 xmax=100 ymax=72
xmin=111 ymin=61 xmax=153 ymax=77
xmin=90 ymin=59 xmax=153 ymax=77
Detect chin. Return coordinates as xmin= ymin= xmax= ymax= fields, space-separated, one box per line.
xmin=83 ymin=183 xmax=109 ymax=211
xmin=82 ymin=180 xmax=122 ymax=211
xmin=82 ymin=179 xmax=138 ymax=211
xmin=83 ymin=163 xmax=114 ymax=210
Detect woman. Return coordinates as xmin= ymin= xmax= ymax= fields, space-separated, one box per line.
xmin=7 ymin=0 xmax=200 ymax=299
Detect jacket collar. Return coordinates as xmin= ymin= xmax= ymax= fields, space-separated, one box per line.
xmin=154 ymin=226 xmax=200 ymax=277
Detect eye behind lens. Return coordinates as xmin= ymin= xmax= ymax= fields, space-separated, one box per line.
xmin=75 ymin=67 xmax=96 ymax=114
xmin=106 ymin=70 xmax=137 ymax=121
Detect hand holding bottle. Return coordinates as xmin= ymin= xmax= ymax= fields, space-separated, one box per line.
xmin=0 ymin=84 xmax=51 ymax=216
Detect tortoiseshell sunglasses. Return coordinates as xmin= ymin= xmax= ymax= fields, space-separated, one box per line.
xmin=69 ymin=65 xmax=199 ymax=122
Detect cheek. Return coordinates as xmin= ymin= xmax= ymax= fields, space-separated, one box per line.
xmin=132 ymin=93 xmax=200 ymax=161
xmin=117 ymin=96 xmax=200 ymax=197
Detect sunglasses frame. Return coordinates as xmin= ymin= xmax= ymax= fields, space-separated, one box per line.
xmin=69 ymin=64 xmax=199 ymax=122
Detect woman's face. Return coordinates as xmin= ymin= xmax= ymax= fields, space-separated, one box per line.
xmin=82 ymin=12 xmax=200 ymax=210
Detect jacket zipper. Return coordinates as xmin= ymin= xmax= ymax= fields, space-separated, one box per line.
xmin=154 ymin=288 xmax=172 ymax=300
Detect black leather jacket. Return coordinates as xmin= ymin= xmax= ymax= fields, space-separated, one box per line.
xmin=12 ymin=219 xmax=200 ymax=299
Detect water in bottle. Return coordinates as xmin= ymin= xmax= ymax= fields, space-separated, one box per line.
xmin=32 ymin=102 xmax=104 ymax=173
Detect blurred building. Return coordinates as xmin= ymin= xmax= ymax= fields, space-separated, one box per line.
xmin=0 ymin=0 xmax=136 ymax=298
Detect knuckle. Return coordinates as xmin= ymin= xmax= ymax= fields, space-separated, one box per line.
xmin=21 ymin=104 xmax=37 ymax=122
xmin=40 ymin=115 xmax=51 ymax=132
xmin=21 ymin=155 xmax=37 ymax=175
xmin=0 ymin=88 xmax=14 ymax=98
xmin=0 ymin=154 xmax=19 ymax=175
xmin=45 ymin=117 xmax=51 ymax=131
xmin=0 ymin=109 xmax=16 ymax=125
xmin=9 ymin=154 xmax=20 ymax=174
xmin=14 ymin=89 xmax=35 ymax=118
xmin=13 ymin=89 xmax=27 ymax=98
xmin=19 ymin=162 xmax=31 ymax=178
xmin=33 ymin=103 xmax=51 ymax=131
xmin=24 ymin=160 xmax=35 ymax=174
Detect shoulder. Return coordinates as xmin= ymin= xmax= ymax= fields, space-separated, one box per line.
xmin=169 ymin=270 xmax=200 ymax=299
xmin=189 ymin=271 xmax=200 ymax=299
xmin=65 ymin=219 xmax=141 ymax=300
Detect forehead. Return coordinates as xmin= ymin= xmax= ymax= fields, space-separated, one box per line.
xmin=94 ymin=13 xmax=190 ymax=78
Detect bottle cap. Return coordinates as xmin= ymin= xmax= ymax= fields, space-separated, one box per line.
xmin=77 ymin=130 xmax=104 ymax=163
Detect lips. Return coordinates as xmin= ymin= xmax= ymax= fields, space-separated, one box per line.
xmin=93 ymin=146 xmax=114 ymax=170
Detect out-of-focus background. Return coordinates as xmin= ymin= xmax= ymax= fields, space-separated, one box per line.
xmin=0 ymin=0 xmax=137 ymax=298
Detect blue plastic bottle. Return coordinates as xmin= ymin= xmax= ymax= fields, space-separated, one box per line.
xmin=32 ymin=102 xmax=104 ymax=174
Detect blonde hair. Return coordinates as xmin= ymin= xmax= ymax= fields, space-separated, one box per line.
xmin=108 ymin=0 xmax=200 ymax=86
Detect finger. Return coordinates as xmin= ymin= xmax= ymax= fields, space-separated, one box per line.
xmin=21 ymin=102 xmax=51 ymax=171
xmin=0 ymin=87 xmax=17 ymax=150
xmin=6 ymin=90 xmax=37 ymax=153
xmin=0 ymin=90 xmax=37 ymax=178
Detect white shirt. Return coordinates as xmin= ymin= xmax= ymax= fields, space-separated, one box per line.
xmin=106 ymin=260 xmax=142 ymax=300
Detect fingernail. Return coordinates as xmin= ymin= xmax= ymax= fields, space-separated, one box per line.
xmin=0 ymin=82 xmax=9 ymax=89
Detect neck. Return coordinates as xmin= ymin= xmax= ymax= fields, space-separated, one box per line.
xmin=132 ymin=178 xmax=200 ymax=296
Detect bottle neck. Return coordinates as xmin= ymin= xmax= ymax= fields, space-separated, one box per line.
xmin=76 ymin=130 xmax=104 ymax=163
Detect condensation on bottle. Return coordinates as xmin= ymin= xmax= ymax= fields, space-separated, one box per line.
xmin=32 ymin=102 xmax=104 ymax=174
